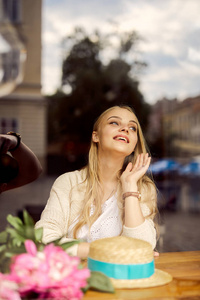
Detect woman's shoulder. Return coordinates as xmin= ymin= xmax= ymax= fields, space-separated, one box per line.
xmin=53 ymin=168 xmax=87 ymax=189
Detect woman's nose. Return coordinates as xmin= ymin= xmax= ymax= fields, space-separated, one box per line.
xmin=119 ymin=125 xmax=129 ymax=133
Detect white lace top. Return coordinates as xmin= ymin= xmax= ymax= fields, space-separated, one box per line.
xmin=35 ymin=169 xmax=157 ymax=256
xmin=67 ymin=193 xmax=122 ymax=242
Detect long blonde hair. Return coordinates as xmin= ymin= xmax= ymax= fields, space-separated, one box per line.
xmin=73 ymin=105 xmax=158 ymax=238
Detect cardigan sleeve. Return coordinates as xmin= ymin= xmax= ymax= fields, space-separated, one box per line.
xmin=35 ymin=171 xmax=85 ymax=256
xmin=35 ymin=174 xmax=72 ymax=244
xmin=121 ymin=202 xmax=156 ymax=249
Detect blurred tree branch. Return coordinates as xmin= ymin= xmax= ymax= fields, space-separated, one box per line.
xmin=47 ymin=26 xmax=151 ymax=162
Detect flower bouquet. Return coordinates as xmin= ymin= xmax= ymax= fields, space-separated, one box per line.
xmin=0 ymin=210 xmax=114 ymax=299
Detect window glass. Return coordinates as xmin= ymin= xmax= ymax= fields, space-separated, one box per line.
xmin=2 ymin=0 xmax=21 ymax=23
xmin=0 ymin=118 xmax=19 ymax=133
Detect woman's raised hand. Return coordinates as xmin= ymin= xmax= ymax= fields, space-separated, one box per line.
xmin=121 ymin=153 xmax=151 ymax=191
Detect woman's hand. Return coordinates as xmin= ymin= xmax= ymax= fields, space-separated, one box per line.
xmin=77 ymin=242 xmax=90 ymax=259
xmin=121 ymin=153 xmax=151 ymax=192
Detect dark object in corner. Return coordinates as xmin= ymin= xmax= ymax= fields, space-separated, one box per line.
xmin=0 ymin=154 xmax=19 ymax=183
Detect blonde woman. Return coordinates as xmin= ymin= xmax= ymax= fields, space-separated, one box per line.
xmin=35 ymin=106 xmax=158 ymax=258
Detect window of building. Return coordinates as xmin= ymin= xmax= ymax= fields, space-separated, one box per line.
xmin=0 ymin=118 xmax=19 ymax=134
xmin=2 ymin=0 xmax=22 ymax=23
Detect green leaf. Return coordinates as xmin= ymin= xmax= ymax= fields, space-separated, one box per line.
xmin=87 ymin=271 xmax=115 ymax=293
xmin=0 ymin=244 xmax=6 ymax=252
xmin=0 ymin=256 xmax=11 ymax=273
xmin=6 ymin=224 xmax=26 ymax=237
xmin=47 ymin=237 xmax=64 ymax=245
xmin=34 ymin=227 xmax=43 ymax=242
xmin=12 ymin=237 xmax=25 ymax=247
xmin=3 ymin=244 xmax=26 ymax=256
xmin=0 ymin=231 xmax=8 ymax=244
xmin=24 ymin=226 xmax=36 ymax=240
xmin=6 ymin=228 xmax=26 ymax=245
xmin=37 ymin=244 xmax=45 ymax=252
xmin=59 ymin=240 xmax=81 ymax=250
xmin=23 ymin=210 xmax=35 ymax=227
xmin=7 ymin=215 xmax=23 ymax=230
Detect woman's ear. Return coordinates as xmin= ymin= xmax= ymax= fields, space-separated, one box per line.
xmin=92 ymin=131 xmax=99 ymax=143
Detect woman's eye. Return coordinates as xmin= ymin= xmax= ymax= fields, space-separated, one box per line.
xmin=110 ymin=121 xmax=118 ymax=125
xmin=130 ymin=126 xmax=137 ymax=132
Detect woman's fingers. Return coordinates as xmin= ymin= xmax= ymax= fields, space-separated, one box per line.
xmin=143 ymin=153 xmax=148 ymax=165
xmin=121 ymin=153 xmax=151 ymax=185
xmin=141 ymin=153 xmax=149 ymax=167
xmin=125 ymin=162 xmax=133 ymax=172
xmin=132 ymin=153 xmax=151 ymax=171
xmin=132 ymin=153 xmax=144 ymax=170
xmin=144 ymin=155 xmax=151 ymax=169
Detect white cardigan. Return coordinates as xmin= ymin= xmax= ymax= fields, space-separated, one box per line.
xmin=35 ymin=169 xmax=157 ymax=255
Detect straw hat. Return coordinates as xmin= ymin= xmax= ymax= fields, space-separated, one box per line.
xmin=88 ymin=236 xmax=172 ymax=288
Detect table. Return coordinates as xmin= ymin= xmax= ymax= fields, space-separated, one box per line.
xmin=83 ymin=251 xmax=200 ymax=299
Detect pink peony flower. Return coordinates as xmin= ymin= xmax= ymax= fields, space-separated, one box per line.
xmin=0 ymin=273 xmax=21 ymax=300
xmin=8 ymin=240 xmax=90 ymax=299
xmin=24 ymin=239 xmax=37 ymax=256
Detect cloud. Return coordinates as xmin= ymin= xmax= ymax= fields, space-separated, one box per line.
xmin=42 ymin=0 xmax=200 ymax=102
xmin=141 ymin=58 xmax=200 ymax=102
xmin=188 ymin=47 xmax=200 ymax=62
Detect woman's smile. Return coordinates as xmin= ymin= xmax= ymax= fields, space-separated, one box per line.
xmin=113 ymin=134 xmax=130 ymax=143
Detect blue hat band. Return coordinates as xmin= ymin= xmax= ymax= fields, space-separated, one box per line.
xmin=88 ymin=257 xmax=155 ymax=280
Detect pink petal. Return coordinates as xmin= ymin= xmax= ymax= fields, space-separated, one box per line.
xmin=24 ymin=240 xmax=37 ymax=256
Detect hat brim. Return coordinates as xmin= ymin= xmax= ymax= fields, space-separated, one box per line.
xmin=111 ymin=268 xmax=172 ymax=289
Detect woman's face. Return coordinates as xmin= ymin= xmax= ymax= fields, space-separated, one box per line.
xmin=92 ymin=107 xmax=138 ymax=157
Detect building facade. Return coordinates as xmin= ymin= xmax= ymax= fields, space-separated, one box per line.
xmin=149 ymin=95 xmax=200 ymax=160
xmin=0 ymin=0 xmax=47 ymax=168
xmin=163 ymin=95 xmax=200 ymax=158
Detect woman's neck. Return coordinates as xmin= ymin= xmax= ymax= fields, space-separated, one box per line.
xmin=95 ymin=153 xmax=125 ymax=203
xmin=98 ymin=154 xmax=124 ymax=184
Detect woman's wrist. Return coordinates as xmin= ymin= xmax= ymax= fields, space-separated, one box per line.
xmin=122 ymin=191 xmax=141 ymax=201
xmin=122 ymin=182 xmax=138 ymax=193
xmin=77 ymin=242 xmax=90 ymax=259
